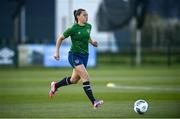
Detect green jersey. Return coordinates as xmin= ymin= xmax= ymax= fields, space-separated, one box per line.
xmin=63 ymin=23 xmax=91 ymax=54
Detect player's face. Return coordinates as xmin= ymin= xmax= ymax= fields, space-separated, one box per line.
xmin=78 ymin=11 xmax=88 ymax=23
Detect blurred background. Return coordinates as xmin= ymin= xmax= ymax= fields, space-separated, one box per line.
xmin=0 ymin=0 xmax=180 ymax=68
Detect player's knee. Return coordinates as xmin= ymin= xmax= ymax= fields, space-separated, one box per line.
xmin=70 ymin=77 xmax=80 ymax=84
xmin=71 ymin=80 xmax=79 ymax=84
xmin=82 ymin=74 xmax=89 ymax=82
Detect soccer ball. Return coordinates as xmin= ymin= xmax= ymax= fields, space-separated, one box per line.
xmin=134 ymin=99 xmax=148 ymax=114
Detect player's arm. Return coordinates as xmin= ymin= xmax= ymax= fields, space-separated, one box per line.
xmin=54 ymin=35 xmax=65 ymax=60
xmin=89 ymin=38 xmax=98 ymax=47
xmin=54 ymin=26 xmax=72 ymax=60
xmin=88 ymin=24 xmax=98 ymax=47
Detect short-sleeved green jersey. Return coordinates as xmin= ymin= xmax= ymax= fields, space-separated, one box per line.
xmin=63 ymin=23 xmax=91 ymax=54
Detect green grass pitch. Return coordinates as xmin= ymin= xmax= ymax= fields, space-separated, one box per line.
xmin=0 ymin=65 xmax=180 ymax=118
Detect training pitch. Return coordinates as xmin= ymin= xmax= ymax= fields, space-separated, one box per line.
xmin=0 ymin=65 xmax=180 ymax=118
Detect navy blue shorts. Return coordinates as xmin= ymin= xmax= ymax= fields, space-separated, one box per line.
xmin=68 ymin=51 xmax=89 ymax=68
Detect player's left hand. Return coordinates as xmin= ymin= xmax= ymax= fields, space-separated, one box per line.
xmin=92 ymin=41 xmax=98 ymax=47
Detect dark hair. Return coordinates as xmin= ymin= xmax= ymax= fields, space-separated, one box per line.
xmin=73 ymin=8 xmax=86 ymax=23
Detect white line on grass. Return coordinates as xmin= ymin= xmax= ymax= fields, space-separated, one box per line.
xmin=106 ymin=83 xmax=180 ymax=92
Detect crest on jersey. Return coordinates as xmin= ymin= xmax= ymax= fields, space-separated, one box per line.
xmin=87 ymin=29 xmax=90 ymax=33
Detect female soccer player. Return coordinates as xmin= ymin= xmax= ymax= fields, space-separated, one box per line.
xmin=49 ymin=8 xmax=103 ymax=109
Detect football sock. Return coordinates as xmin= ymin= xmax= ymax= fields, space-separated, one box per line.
xmin=83 ymin=81 xmax=96 ymax=104
xmin=55 ymin=76 xmax=72 ymax=88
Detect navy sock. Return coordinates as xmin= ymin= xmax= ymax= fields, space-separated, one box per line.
xmin=83 ymin=81 xmax=96 ymax=104
xmin=55 ymin=77 xmax=72 ymax=89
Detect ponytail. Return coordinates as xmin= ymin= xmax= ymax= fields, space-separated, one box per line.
xmin=73 ymin=10 xmax=78 ymax=23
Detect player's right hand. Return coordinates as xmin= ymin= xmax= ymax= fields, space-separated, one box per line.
xmin=54 ymin=54 xmax=60 ymax=61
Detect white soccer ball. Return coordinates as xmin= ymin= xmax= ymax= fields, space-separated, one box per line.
xmin=134 ymin=99 xmax=148 ymax=114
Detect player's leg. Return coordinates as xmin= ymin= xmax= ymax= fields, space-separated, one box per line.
xmin=49 ymin=51 xmax=81 ymax=97
xmin=70 ymin=69 xmax=81 ymax=84
xmin=49 ymin=76 xmax=72 ymax=97
xmin=55 ymin=69 xmax=80 ymax=88
xmin=49 ymin=69 xmax=80 ymax=97
xmin=75 ymin=64 xmax=103 ymax=109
